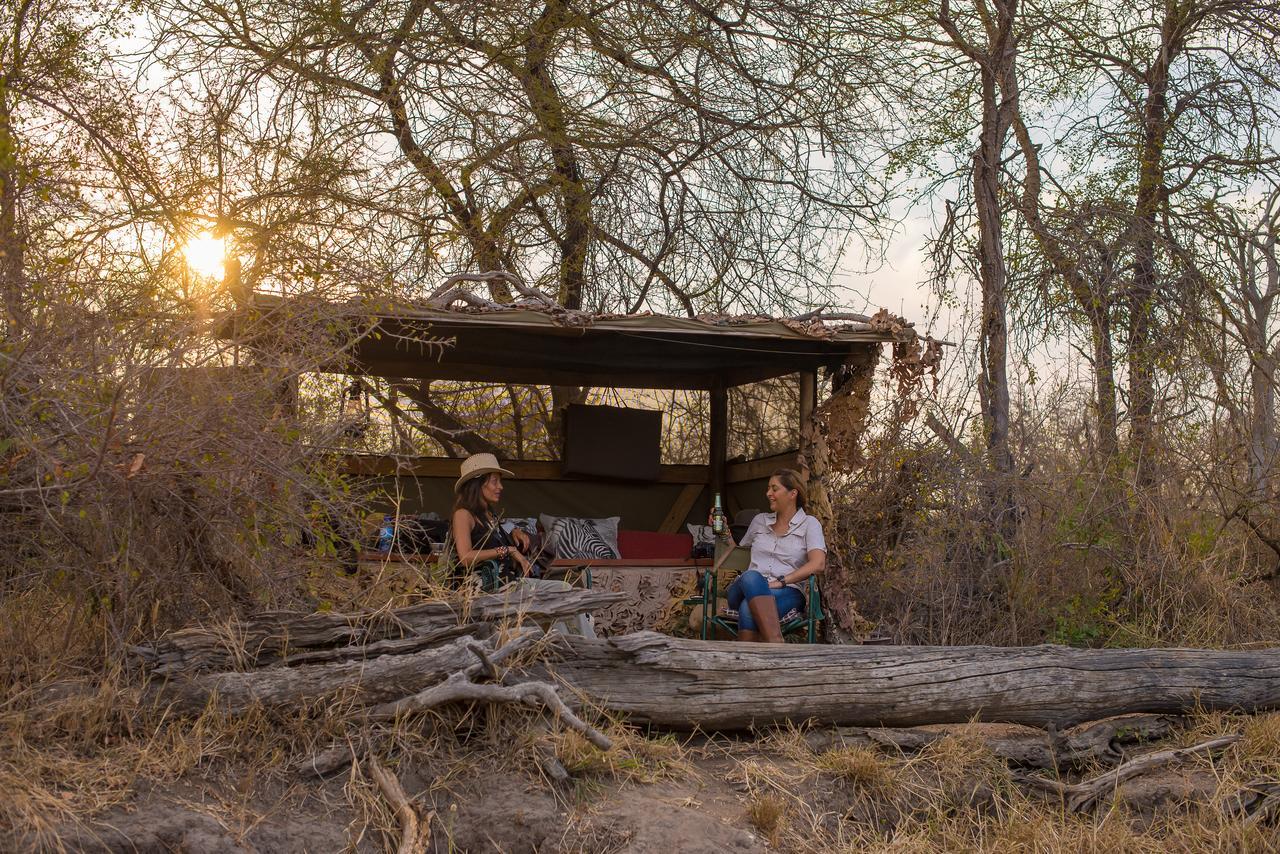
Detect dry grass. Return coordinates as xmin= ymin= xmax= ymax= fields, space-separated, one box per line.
xmin=1243 ymin=713 xmax=1280 ymax=765
xmin=685 ymin=712 xmax=1280 ymax=854
xmin=553 ymin=724 xmax=693 ymax=785
xmin=5 ymin=578 xmax=1280 ymax=853
xmin=8 ymin=666 xmax=1280 ymax=853
xmin=815 ymin=745 xmax=895 ymax=790
xmin=746 ymin=791 xmax=788 ymax=846
xmin=837 ymin=410 xmax=1280 ymax=652
xmin=0 ymin=674 xmax=310 ymax=850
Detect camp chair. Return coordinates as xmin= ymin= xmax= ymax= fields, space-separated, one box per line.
xmin=698 ymin=545 xmax=824 ymax=643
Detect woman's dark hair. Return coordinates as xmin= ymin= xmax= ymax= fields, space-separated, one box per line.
xmin=454 ymin=473 xmax=495 ymax=519
xmin=772 ymin=468 xmax=807 ymax=509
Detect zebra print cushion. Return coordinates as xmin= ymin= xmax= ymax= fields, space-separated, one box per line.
xmin=538 ymin=514 xmax=621 ymax=560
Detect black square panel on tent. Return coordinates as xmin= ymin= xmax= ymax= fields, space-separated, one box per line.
xmin=562 ymin=404 xmax=662 ymax=481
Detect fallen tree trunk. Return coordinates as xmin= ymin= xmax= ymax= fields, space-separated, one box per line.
xmin=132 ymin=587 xmax=624 ymax=675
xmin=541 ymin=633 xmax=1280 ymax=729
xmin=155 ymin=633 xmax=488 ymax=714
xmin=156 ymin=630 xmax=544 ymax=714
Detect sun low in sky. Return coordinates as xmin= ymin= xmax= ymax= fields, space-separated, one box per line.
xmin=183 ymin=232 xmax=226 ymax=280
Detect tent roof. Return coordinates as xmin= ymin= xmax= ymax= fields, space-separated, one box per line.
xmin=241 ymin=294 xmax=905 ymax=390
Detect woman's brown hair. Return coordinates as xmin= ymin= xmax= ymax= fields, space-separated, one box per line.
xmin=772 ymin=468 xmax=807 ymax=509
xmin=454 ymin=473 xmax=495 ymax=519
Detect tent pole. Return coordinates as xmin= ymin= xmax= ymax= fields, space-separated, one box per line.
xmin=799 ymin=370 xmax=816 ymax=430
xmin=709 ymin=378 xmax=727 ymax=500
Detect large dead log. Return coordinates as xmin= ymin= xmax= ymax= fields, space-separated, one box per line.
xmin=542 ymin=633 xmax=1280 ymax=729
xmin=132 ymin=587 xmax=624 ymax=675
xmin=155 ymin=631 xmax=541 ymax=714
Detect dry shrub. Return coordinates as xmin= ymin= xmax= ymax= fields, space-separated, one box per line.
xmin=718 ymin=715 xmax=1280 ymax=853
xmin=1242 ymin=713 xmax=1280 ymax=763
xmin=758 ymin=720 xmax=821 ymax=760
xmin=903 ymin=730 xmax=1011 ymax=816
xmin=0 ymin=665 xmax=350 ymax=850
xmin=829 ymin=387 xmax=1280 ymax=648
xmin=0 ymin=298 xmax=384 ymax=680
xmin=553 ymin=725 xmax=692 ymax=785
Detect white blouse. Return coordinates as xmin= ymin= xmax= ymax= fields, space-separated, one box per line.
xmin=739 ymin=508 xmax=826 ymax=590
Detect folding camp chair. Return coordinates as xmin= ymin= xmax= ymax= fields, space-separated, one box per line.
xmin=698 ymin=545 xmax=823 ymax=643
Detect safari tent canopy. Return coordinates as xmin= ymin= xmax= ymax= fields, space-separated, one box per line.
xmin=229 ymin=294 xmax=902 ymax=527
xmin=234 ymin=293 xmax=898 ymax=390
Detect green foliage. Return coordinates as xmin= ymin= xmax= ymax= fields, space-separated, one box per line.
xmin=1048 ymin=590 xmax=1117 ymax=648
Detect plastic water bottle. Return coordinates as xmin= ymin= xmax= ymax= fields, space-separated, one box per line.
xmin=376 ymin=515 xmax=395 ymax=552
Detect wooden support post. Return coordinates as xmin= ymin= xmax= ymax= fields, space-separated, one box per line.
xmin=709 ymin=379 xmax=727 ymax=501
xmin=796 ymin=371 xmax=828 ymax=517
xmin=799 ymin=370 xmax=816 ymax=433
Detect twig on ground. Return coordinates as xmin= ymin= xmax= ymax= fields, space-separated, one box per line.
xmin=368 ymin=671 xmax=613 ymax=750
xmin=1015 ymin=734 xmax=1241 ymax=812
xmin=367 ymin=755 xmax=431 ymax=854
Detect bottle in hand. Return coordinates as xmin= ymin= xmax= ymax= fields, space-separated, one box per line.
xmin=711 ymin=492 xmax=727 ymax=537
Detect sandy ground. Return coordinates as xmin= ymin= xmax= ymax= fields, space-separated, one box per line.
xmin=38 ymin=754 xmax=769 ymax=853
xmin=17 ymin=722 xmax=1247 ymax=854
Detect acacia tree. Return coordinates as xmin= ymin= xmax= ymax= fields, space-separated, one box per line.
xmin=841 ymin=0 xmax=1034 ymax=536
xmin=0 ymin=0 xmax=392 ymax=653
xmin=145 ymin=0 xmax=903 ymax=455
xmin=1179 ymin=190 xmax=1280 ymax=562
xmin=934 ymin=0 xmax=1022 ymax=494
xmin=150 ymin=0 xmax=896 ymax=314
xmin=1025 ymin=0 xmax=1280 ymax=490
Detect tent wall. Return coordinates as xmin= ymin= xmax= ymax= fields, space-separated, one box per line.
xmin=352 ymin=452 xmax=795 ymax=532
xmin=362 ymin=476 xmax=706 ymax=531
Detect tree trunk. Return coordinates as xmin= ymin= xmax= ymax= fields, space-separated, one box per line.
xmin=1086 ymin=301 xmax=1119 ymax=462
xmin=540 ymin=632 xmax=1280 ymax=729
xmin=522 ymin=0 xmax=591 ymax=310
xmin=396 ymin=380 xmax=504 ymax=457
xmin=1247 ymin=350 xmax=1277 ymax=505
xmin=156 ymin=633 xmax=492 ymax=714
xmin=974 ymin=64 xmax=1015 ymax=485
xmin=132 ymin=586 xmax=625 ymax=675
xmin=0 ymin=88 xmax=24 ymax=337
xmin=1129 ymin=9 xmax=1178 ymax=492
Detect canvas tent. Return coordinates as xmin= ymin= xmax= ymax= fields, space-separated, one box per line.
xmin=229 ymin=294 xmax=904 ymax=530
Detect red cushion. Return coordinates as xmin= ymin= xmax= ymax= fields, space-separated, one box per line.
xmin=616 ymin=529 xmax=694 ymax=560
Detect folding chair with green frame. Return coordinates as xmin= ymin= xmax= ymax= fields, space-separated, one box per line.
xmin=698 ymin=545 xmax=824 ymax=643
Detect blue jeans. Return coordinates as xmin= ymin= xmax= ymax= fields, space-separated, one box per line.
xmin=726 ymin=570 xmax=805 ymax=632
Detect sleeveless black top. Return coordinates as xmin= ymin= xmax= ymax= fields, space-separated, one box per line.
xmin=469 ymin=513 xmax=518 ymax=579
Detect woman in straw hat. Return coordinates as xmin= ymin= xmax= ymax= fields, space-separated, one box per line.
xmin=449 ymin=453 xmax=596 ymax=637
xmin=450 ymin=453 xmax=534 ymax=584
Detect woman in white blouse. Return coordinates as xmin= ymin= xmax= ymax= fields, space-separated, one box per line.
xmin=721 ymin=469 xmax=826 ymax=642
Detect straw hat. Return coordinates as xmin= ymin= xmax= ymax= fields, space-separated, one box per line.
xmin=454 ymin=453 xmax=514 ymax=493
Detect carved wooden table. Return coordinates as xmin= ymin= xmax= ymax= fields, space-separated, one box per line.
xmin=548 ymin=558 xmax=711 ymax=636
